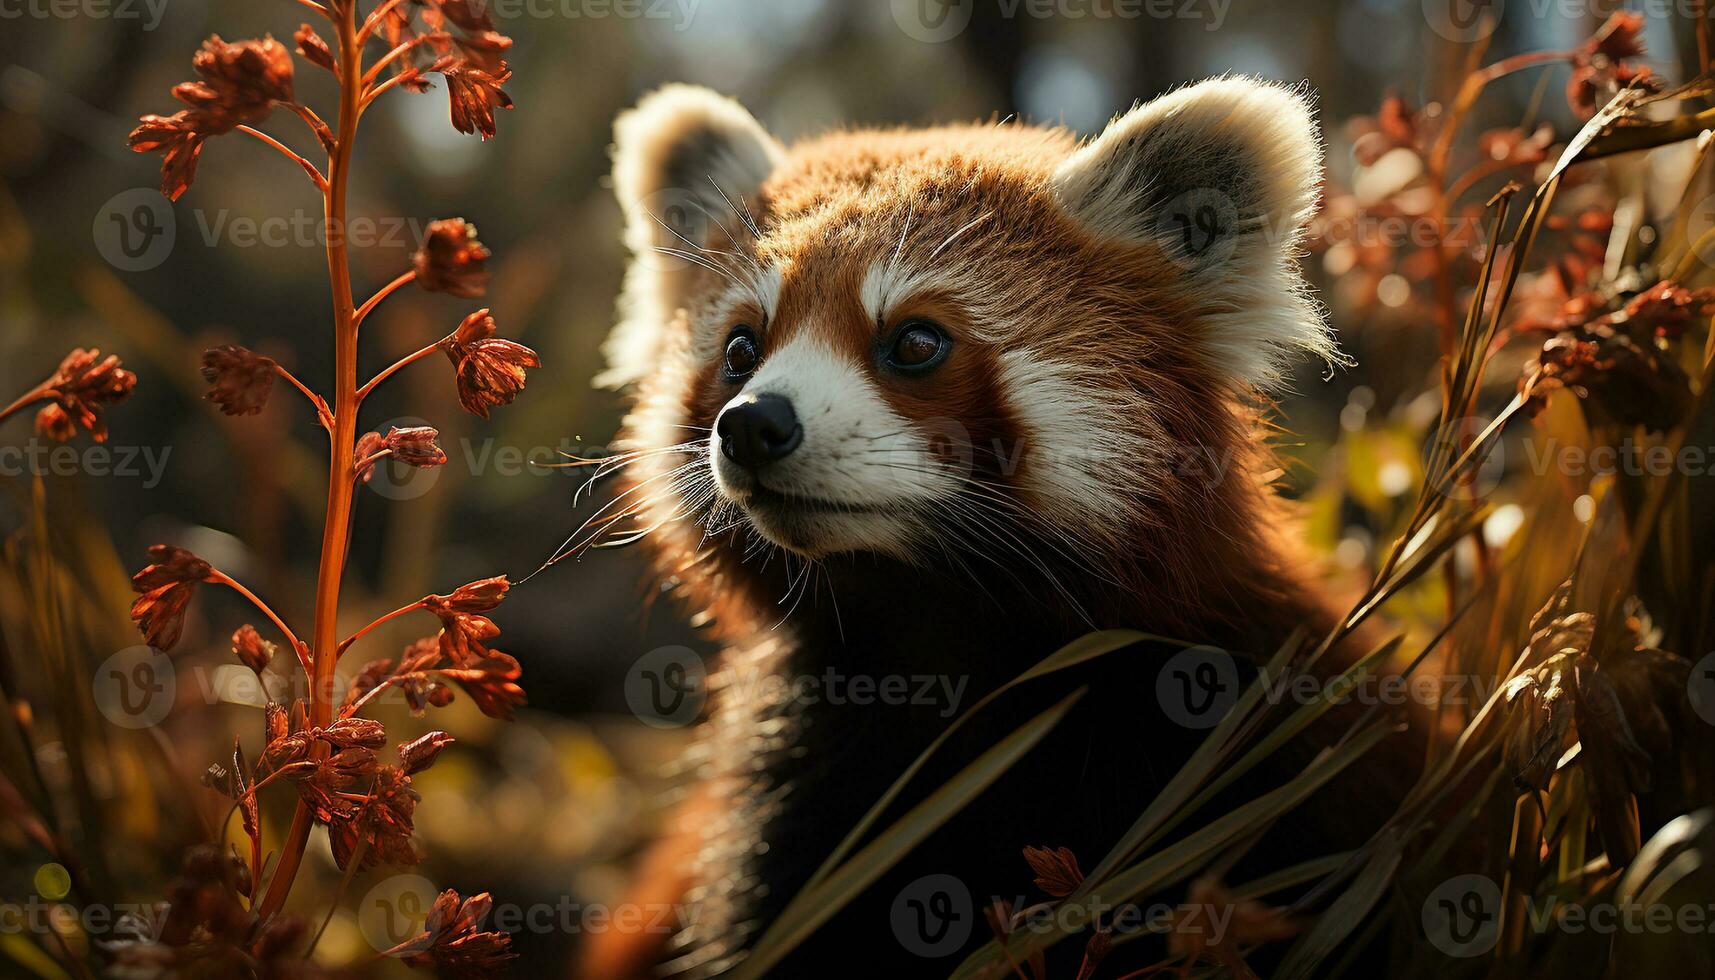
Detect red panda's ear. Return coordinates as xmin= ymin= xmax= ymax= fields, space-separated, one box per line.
xmin=601 ymin=85 xmax=784 ymax=388
xmin=1051 ymin=77 xmax=1340 ymax=390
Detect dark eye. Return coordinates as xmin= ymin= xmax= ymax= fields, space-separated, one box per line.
xmin=723 ymin=327 xmax=758 ymax=380
xmin=886 ymin=320 xmax=950 ymax=373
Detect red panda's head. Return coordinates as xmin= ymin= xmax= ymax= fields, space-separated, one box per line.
xmin=602 ymin=79 xmax=1336 ymax=624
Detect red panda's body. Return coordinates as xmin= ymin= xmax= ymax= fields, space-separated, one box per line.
xmin=589 ymin=80 xmax=1417 ymax=976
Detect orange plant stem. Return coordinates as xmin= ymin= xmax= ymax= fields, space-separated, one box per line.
xmin=256 ymin=0 xmax=364 ymax=920
xmin=0 ymin=383 xmax=51 ymax=425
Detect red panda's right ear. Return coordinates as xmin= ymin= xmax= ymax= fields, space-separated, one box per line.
xmin=601 ymin=85 xmax=783 ymax=389
xmin=1051 ymin=77 xmax=1339 ymax=391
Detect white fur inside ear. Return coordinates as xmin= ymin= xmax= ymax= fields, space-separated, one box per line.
xmin=600 ymin=85 xmax=784 ymax=388
xmin=1052 ymin=76 xmax=1339 ymax=389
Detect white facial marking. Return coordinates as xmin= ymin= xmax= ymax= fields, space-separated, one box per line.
xmin=711 ymin=338 xmax=955 ymax=559
xmin=998 ymin=350 xmax=1149 ymax=527
xmin=753 ymin=263 xmax=783 ymax=321
xmin=859 ymin=259 xmax=933 ymax=326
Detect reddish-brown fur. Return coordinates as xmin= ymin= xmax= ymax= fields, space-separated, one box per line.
xmin=582 ymin=92 xmax=1416 ymax=978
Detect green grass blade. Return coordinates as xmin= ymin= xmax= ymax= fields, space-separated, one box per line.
xmin=733 ymin=688 xmax=1087 ymax=980
xmin=1273 ymin=828 xmax=1409 ymax=980
xmin=1080 ymin=626 xmax=1309 ymax=890
xmin=800 ymin=629 xmax=1157 ymax=893
xmin=952 ymin=720 xmax=1396 ymax=978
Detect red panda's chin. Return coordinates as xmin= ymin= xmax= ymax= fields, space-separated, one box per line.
xmin=722 ymin=486 xmax=920 ymax=561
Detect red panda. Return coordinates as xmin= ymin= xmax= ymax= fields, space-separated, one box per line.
xmin=583 ymin=78 xmax=1417 ymax=977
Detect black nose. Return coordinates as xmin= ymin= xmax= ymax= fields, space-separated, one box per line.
xmin=717 ymin=393 xmax=802 ymax=470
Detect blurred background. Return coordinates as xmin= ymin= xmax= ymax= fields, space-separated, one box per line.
xmin=0 ymin=0 xmax=1701 ymax=973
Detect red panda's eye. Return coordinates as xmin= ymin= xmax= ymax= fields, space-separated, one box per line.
xmin=886 ymin=321 xmax=949 ymax=373
xmin=723 ymin=327 xmax=759 ymax=379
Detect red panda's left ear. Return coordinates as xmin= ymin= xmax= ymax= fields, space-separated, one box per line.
xmin=1051 ymin=77 xmax=1341 ymax=389
xmin=601 ymin=85 xmax=784 ymax=389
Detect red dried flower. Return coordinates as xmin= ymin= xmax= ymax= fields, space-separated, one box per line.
xmin=153 ymin=845 xmax=253 ymax=949
xmin=1521 ymin=332 xmax=1688 ymax=431
xmin=344 ymin=638 xmax=458 ymax=716
xmin=1566 ymin=13 xmax=1659 ymax=118
xmin=442 ymin=310 xmax=540 ymax=418
xmin=385 ymin=889 xmax=516 ymax=977
xmin=441 ymin=60 xmax=513 ymax=139
xmin=384 ymin=425 xmax=448 ymax=467
xmin=413 ymin=218 xmax=491 ymax=297
xmin=294 ymin=747 xmax=381 ymax=823
xmin=200 ymin=345 xmax=277 ymax=416
xmin=425 ymin=575 xmax=510 ymax=616
xmin=1169 ymin=876 xmax=1301 ymax=973
xmin=1350 ymin=93 xmax=1426 ymax=166
xmin=129 ymin=35 xmax=295 ymax=199
xmin=294 ymin=24 xmax=335 ymax=74
xmin=354 ymin=431 xmax=387 ymax=482
xmin=398 ymin=731 xmax=454 ymax=775
xmin=265 ymin=701 xmax=290 ymax=744
xmin=34 ymin=405 xmax=75 ymax=442
xmin=127 ymin=113 xmax=207 ymax=201
xmin=1078 ymin=930 xmax=1112 ymax=980
xmin=130 ymin=545 xmax=213 ymax=650
xmin=262 ymin=716 xmax=388 ymax=774
xmin=1518 ymin=279 xmax=1701 ymax=430
xmin=1022 ymin=845 xmax=1084 ymax=898
xmin=1618 ymin=280 xmax=1715 ymax=341
xmin=231 ymin=625 xmax=275 ymax=674
xmin=440 ymin=652 xmax=526 ymax=720
xmin=437 ymin=613 xmax=501 ymax=668
xmin=1477 ymin=124 xmax=1554 ymax=168
xmin=1589 ymin=9 xmax=1647 ymax=61
xmin=321 ymin=716 xmax=388 ymax=750
xmin=421 ymin=575 xmax=511 ymax=666
xmin=174 ymin=34 xmax=295 ymax=124
xmin=329 ymin=764 xmax=421 ymax=870
xmin=30 ymin=348 xmax=138 ymax=442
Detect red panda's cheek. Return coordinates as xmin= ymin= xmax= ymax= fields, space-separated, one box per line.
xmin=869 ymin=343 xmax=1024 ymax=486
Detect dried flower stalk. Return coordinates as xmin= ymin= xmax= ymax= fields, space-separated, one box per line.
xmin=119 ymin=0 xmax=532 ymax=968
